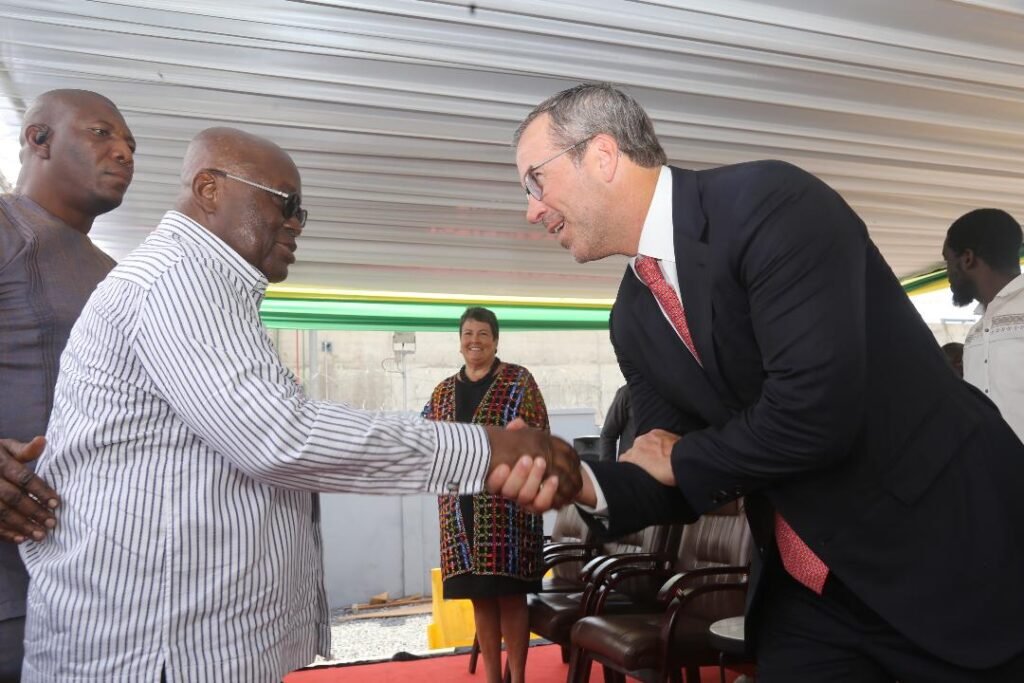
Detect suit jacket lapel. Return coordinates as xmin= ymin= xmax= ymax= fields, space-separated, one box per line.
xmin=622 ymin=266 xmax=732 ymax=428
xmin=670 ymin=167 xmax=722 ymax=388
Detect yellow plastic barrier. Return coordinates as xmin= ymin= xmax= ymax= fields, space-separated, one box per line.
xmin=426 ymin=567 xmax=476 ymax=649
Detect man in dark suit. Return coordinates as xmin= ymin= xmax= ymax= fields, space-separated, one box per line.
xmin=506 ymin=83 xmax=1024 ymax=681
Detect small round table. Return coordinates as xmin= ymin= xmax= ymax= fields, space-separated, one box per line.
xmin=707 ymin=616 xmax=750 ymax=683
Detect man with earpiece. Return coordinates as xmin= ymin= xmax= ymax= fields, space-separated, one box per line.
xmin=0 ymin=88 xmax=136 ymax=683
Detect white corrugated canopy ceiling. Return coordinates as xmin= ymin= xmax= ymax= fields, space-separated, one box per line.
xmin=1 ymin=0 xmax=1023 ymax=300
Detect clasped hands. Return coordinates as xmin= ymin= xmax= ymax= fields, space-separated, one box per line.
xmin=485 ymin=423 xmax=682 ymax=513
xmin=484 ymin=419 xmax=583 ymax=513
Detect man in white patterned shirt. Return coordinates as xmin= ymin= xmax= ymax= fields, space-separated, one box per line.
xmin=20 ymin=127 xmax=580 ymax=683
xmin=943 ymin=208 xmax=1024 ymax=444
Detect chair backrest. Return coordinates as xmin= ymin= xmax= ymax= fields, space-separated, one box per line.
xmin=600 ymin=523 xmax=685 ymax=600
xmin=670 ymin=498 xmax=753 ymax=621
xmin=550 ymin=504 xmax=590 ymax=544
xmin=674 ymin=498 xmax=752 ymax=572
xmin=602 ymin=522 xmax=683 ymax=558
xmin=573 ymin=435 xmax=604 ymax=463
xmin=548 ymin=505 xmax=593 ymax=580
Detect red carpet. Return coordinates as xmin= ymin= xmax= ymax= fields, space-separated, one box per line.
xmin=284 ymin=644 xmax=745 ymax=682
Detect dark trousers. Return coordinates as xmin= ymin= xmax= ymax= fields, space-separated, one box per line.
xmin=755 ymin=568 xmax=1024 ymax=682
xmin=0 ymin=616 xmax=24 ymax=683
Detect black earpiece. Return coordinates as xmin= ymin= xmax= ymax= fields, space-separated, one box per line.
xmin=33 ymin=126 xmax=49 ymax=145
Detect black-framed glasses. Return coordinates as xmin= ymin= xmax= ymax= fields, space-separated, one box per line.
xmin=522 ymin=136 xmax=593 ymax=201
xmin=206 ymin=168 xmax=308 ymax=227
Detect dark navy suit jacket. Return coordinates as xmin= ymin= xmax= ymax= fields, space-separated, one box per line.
xmin=585 ymin=161 xmax=1024 ymax=668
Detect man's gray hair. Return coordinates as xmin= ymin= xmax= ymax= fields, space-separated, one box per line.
xmin=513 ymin=83 xmax=667 ymax=168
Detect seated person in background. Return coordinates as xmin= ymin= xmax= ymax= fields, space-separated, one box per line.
xmin=422 ymin=306 xmax=548 ymax=683
xmin=19 ymin=127 xmax=580 ymax=683
xmin=599 ymin=384 xmax=635 ymax=461
xmin=941 ymin=341 xmax=964 ymax=378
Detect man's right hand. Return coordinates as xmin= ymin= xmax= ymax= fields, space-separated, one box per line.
xmin=484 ymin=427 xmax=581 ymax=513
xmin=0 ymin=436 xmax=59 ymax=543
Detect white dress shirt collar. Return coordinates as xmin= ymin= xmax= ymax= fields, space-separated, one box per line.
xmin=632 ymin=166 xmax=675 ymax=266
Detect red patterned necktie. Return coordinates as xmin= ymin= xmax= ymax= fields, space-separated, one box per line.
xmin=775 ymin=514 xmax=829 ymax=594
xmin=634 ymin=256 xmax=829 ymax=595
xmin=633 ymin=255 xmax=701 ymax=365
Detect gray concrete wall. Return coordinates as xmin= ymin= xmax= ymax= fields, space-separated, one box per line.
xmin=319 ymin=492 xmax=441 ymax=609
xmin=273 ymin=328 xmax=625 ymax=418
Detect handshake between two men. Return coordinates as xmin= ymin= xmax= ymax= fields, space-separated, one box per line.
xmin=483 ymin=422 xmax=682 ymax=513
xmin=0 ymin=426 xmax=681 ymax=542
xmin=483 ymin=423 xmax=585 ymax=513
xmin=0 ymin=429 xmax=587 ymax=541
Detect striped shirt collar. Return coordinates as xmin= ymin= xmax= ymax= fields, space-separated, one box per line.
xmin=157 ymin=210 xmax=269 ymax=300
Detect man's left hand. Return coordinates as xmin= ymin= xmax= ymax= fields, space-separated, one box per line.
xmin=620 ymin=429 xmax=681 ymax=486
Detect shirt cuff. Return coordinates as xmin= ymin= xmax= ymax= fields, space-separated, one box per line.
xmin=425 ymin=422 xmax=491 ymax=494
xmin=576 ymin=462 xmax=609 ymax=516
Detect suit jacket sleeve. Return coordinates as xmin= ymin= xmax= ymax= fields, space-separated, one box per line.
xmin=673 ymin=169 xmax=868 ymax=515
xmin=578 ymin=460 xmax=699 ymax=539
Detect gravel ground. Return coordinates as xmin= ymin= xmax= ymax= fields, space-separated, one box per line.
xmin=322 ymin=608 xmax=440 ymax=664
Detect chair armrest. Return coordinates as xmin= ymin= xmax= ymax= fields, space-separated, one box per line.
xmin=587 ymin=552 xmax=673 ymax=586
xmin=588 ymin=565 xmax=675 ymax=615
xmin=544 ymin=550 xmax=599 ymax=571
xmin=657 ymin=580 xmax=749 ymax=672
xmin=579 ymin=554 xmax=613 ymax=582
xmin=576 ymin=552 xmax=670 ymax=614
xmin=543 ymin=541 xmax=594 ymax=556
xmin=656 ymin=565 xmax=750 ymax=604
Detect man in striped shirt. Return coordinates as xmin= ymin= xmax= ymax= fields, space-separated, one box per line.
xmin=20 ymin=127 xmax=580 ymax=683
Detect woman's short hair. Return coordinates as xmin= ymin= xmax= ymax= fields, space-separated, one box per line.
xmin=459 ymin=306 xmax=499 ymax=339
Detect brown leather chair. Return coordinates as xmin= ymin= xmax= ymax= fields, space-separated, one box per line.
xmin=568 ymin=499 xmax=753 ymax=683
xmin=527 ymin=522 xmax=685 ymax=665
